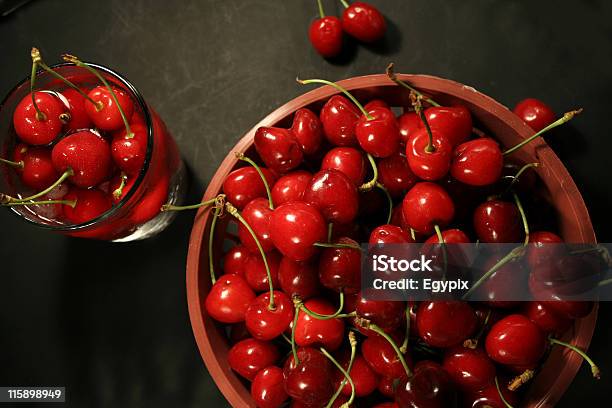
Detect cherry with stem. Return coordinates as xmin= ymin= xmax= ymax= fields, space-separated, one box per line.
xmin=298 ymin=78 xmax=373 ymax=120
xmin=463 ymin=246 xmax=525 ymax=300
xmin=464 ymin=308 xmax=492 ymax=349
xmin=294 ymin=292 xmax=346 ymax=320
xmin=326 ymin=331 xmax=357 ymax=408
xmin=1 ymin=168 xmax=74 ymax=204
xmin=359 ymin=153 xmax=378 ymax=192
xmin=411 ymin=92 xmax=436 ymax=153
xmin=505 ymin=162 xmax=539 ymax=193
xmin=365 ymin=320 xmax=412 ymax=377
xmin=236 ymin=152 xmax=273 ymax=209
xmin=321 ymin=345 xmax=355 ymax=408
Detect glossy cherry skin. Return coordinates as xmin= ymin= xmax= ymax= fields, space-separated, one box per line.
xmin=271 ymin=170 xmax=312 ymax=206
xmin=424 ymin=228 xmax=470 ymax=244
xmin=254 ymin=127 xmax=303 ymax=174
xmin=51 ymin=130 xmax=112 ymax=188
xmin=294 ymin=298 xmax=345 ymax=351
xmin=84 ymin=85 xmax=134 ymax=132
xmin=355 ymin=107 xmax=401 ymax=158
xmin=320 ymin=95 xmax=361 ymax=146
xmin=369 ymin=224 xmax=413 ymax=245
xmin=222 ymin=166 xmax=276 ymax=210
xmin=464 ymin=381 xmax=518 ymax=408
xmin=244 ymin=251 xmax=281 ymax=292
xmin=321 ymin=147 xmax=366 ymax=186
xmin=417 ymin=301 xmax=477 ymax=348
xmin=378 ymin=153 xmax=418 ymax=197
xmin=442 ymin=347 xmax=495 ymax=392
xmin=245 ymin=291 xmax=294 ymax=340
xmin=362 ymin=333 xmax=412 ymax=379
xmin=305 ymin=169 xmax=359 ymax=224
xmin=17 ymin=147 xmax=59 ymax=190
xmin=527 ymin=230 xmax=564 ymax=268
xmin=513 ymin=98 xmax=555 ymax=132
xmin=251 ymin=366 xmax=288 ymax=408
xmin=356 ymin=291 xmax=405 ymax=330
xmin=283 ymin=347 xmax=334 ymax=406
xmin=522 ymin=301 xmax=571 ymax=335
xmin=61 ymin=88 xmax=93 ymax=131
xmin=308 ymin=16 xmax=343 ymax=58
xmin=291 ymin=108 xmax=323 ymax=155
xmin=378 ymin=376 xmax=397 ymax=398
xmin=111 ymin=123 xmax=148 ymax=175
xmin=424 ymin=105 xmax=472 ymax=147
xmin=238 ymin=197 xmax=274 ymax=254
xmin=204 ymin=274 xmax=256 ymax=323
xmin=406 ymin=127 xmax=452 ymax=181
xmin=223 ymin=245 xmax=250 ymax=276
xmin=485 ymin=314 xmax=546 ymax=366
xmin=318 ymin=237 xmax=361 ymax=293
xmin=62 ymin=187 xmax=112 ymax=224
xmin=395 ymin=361 xmax=455 ymax=408
xmin=473 ymin=200 xmax=523 ymax=243
xmin=341 ymin=1 xmax=386 ymax=43
xmin=228 ymin=338 xmax=280 ymax=381
xmin=402 ymin=182 xmax=455 ymax=235
xmin=269 ymin=201 xmax=326 ymax=261
xmin=450 ymin=138 xmax=503 ymax=186
xmin=336 ymin=354 xmax=379 ymax=397
xmin=398 ymin=111 xmax=421 ymax=145
xmin=278 ymin=257 xmax=321 ymax=300
xmin=13 ymin=92 xmax=65 ymax=145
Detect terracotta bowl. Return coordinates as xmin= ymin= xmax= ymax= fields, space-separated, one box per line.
xmin=186 ymin=74 xmax=597 ymax=407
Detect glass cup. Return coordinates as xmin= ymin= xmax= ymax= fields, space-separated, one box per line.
xmin=0 ymin=63 xmax=187 ymax=241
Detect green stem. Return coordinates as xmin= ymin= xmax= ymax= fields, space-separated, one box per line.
xmin=376 ymin=182 xmax=393 ymax=224
xmin=290 ymin=304 xmax=300 ymax=365
xmin=513 ymin=193 xmax=529 ymax=246
xmin=4 ymin=169 xmax=73 ymax=204
xmin=411 ymin=92 xmax=435 ymax=153
xmin=359 ymin=153 xmax=378 ymax=192
xmin=208 ymin=206 xmax=222 ymax=285
xmin=314 ymin=242 xmax=362 ymax=250
xmin=327 ymin=223 xmax=334 ymax=243
xmin=3 ymin=199 xmax=76 ymax=207
xmin=339 ymin=0 xmax=350 ymax=8
xmin=326 ymin=331 xmax=357 ymax=408
xmin=599 ymin=277 xmax=612 ymax=287
xmin=549 ymin=337 xmax=600 ymax=379
xmin=321 ymin=346 xmax=355 ymax=408
xmin=399 ymin=305 xmax=411 ymax=354
xmin=316 ymin=0 xmax=325 ymax=18
xmin=298 ymin=78 xmax=373 ymax=120
xmin=112 ymin=172 xmax=128 ymax=200
xmin=367 ymin=323 xmax=412 ymax=377
xmin=0 ymin=157 xmax=24 ymax=169
xmin=506 ymin=162 xmax=538 ymax=193
xmin=503 ymin=109 xmax=582 ymax=155
xmin=29 ymin=59 xmax=45 ymax=121
xmin=433 ymin=224 xmax=447 ymax=281
xmin=495 ymin=377 xmax=514 ymax=408
xmin=462 ymin=246 xmax=525 ymax=300
xmin=236 ymin=153 xmax=273 ymax=209
xmin=296 ymin=292 xmax=344 ymax=320
xmin=161 ymin=196 xmax=221 ymax=212
xmin=386 ymin=63 xmax=440 ymax=107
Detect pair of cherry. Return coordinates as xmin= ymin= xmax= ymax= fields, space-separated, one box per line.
xmin=309 ymin=0 xmax=386 ymax=58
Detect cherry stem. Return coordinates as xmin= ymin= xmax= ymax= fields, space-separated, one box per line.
xmin=314 ymin=241 xmax=363 ymax=252
xmin=326 ymin=331 xmax=357 ymax=408
xmin=513 ymin=193 xmax=529 ymax=246
xmin=411 ymin=92 xmax=436 ymax=153
xmin=208 ymin=205 xmax=223 ymax=285
xmin=503 ymin=109 xmax=582 ymax=156
xmin=359 ymin=153 xmax=378 ymax=192
xmin=290 ymin=304 xmax=300 ymax=365
xmin=0 ymin=157 xmax=24 ymax=169
xmin=462 ymin=246 xmax=525 ymax=300
xmin=3 ymin=199 xmax=76 ymax=208
xmin=339 ymin=0 xmax=350 ymax=9
xmin=599 ymin=277 xmax=612 ymax=287
xmin=297 ymin=78 xmax=374 ymax=120
xmin=376 ymin=182 xmax=393 ymax=224
xmin=160 ymin=194 xmax=223 ymax=212
xmin=399 ymin=305 xmax=412 ymax=354
xmin=294 ymin=292 xmax=345 ymax=320
xmin=464 ymin=308 xmax=491 ymax=349
xmin=29 ymin=57 xmax=45 ymax=121
xmin=507 ymin=369 xmax=534 ymax=391
xmin=321 ymin=345 xmax=355 ymax=408
xmin=226 ymin=202 xmax=276 ymax=310
xmin=505 ymin=162 xmax=539 ymax=194
xmin=434 ymin=224 xmax=448 ymax=281
xmin=327 ymin=223 xmax=334 ymax=243
xmin=386 ymin=63 xmax=440 ymax=107
xmin=367 ymin=322 xmax=412 ymax=377
xmin=112 ymin=172 xmax=128 ymax=200
xmin=410 ymin=228 xmax=416 ymax=241
xmin=549 ymin=337 xmax=600 ymax=379
xmin=3 ymin=168 xmax=73 ymax=204
xmin=495 ymin=377 xmax=514 ymax=408
xmin=62 ymin=54 xmax=134 ymax=138
xmin=316 ymin=0 xmax=325 ymax=18
xmin=235 ymin=153 xmax=273 ymax=209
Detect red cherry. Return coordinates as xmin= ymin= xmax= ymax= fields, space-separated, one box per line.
xmin=522 ymin=301 xmax=572 ymax=335
xmin=245 ymin=291 xmax=294 ymax=340
xmin=424 ymin=105 xmax=472 ymax=146
xmin=356 ymin=291 xmax=405 ymax=331
xmin=362 ymin=334 xmax=411 ymax=379
xmin=485 ymin=314 xmax=546 ymax=366
xmin=251 ymin=366 xmax=288 ymax=408
xmin=111 ymin=124 xmax=148 ymax=175
xmin=417 ymin=301 xmax=477 ymax=348
xmin=271 ymin=170 xmax=312 ymax=207
xmin=369 ymin=224 xmax=413 ymax=245
xmin=513 ymin=98 xmax=555 ymax=132
xmin=398 ymin=111 xmax=421 ymax=145
xmin=228 ymin=338 xmax=280 ymax=381
xmin=527 ymin=230 xmax=564 ymax=268
xmin=320 ymin=95 xmax=361 ymax=146
xmin=402 ymin=182 xmax=455 ymax=235
xmin=406 ymin=127 xmax=452 ymax=181
xmin=244 ymin=251 xmax=281 ymax=292
xmin=84 ymin=85 xmax=134 ymax=132
xmin=395 ymin=361 xmax=455 ymax=408
xmin=129 ymin=174 xmax=169 ymax=224
xmin=223 ymin=245 xmax=250 ymax=277
xmin=269 ymin=201 xmax=326 ymax=261
xmin=204 ymin=274 xmax=255 ymax=323
xmin=108 ymin=172 xmax=136 ymax=204
xmin=321 ymin=147 xmax=366 ymax=186
xmin=62 ymin=187 xmax=112 ymax=224
xmin=51 ymin=130 xmax=112 ymax=188
xmin=378 ymin=376 xmax=396 ymax=398
xmin=464 ymin=381 xmax=518 ymax=408
xmin=336 ymin=354 xmax=379 ymax=397
xmin=309 ymin=15 xmax=343 ymax=58
xmin=318 ymin=237 xmax=361 ymax=293
xmin=424 ymin=228 xmax=470 ymax=244
xmin=378 ymin=153 xmax=418 ymax=197
xmin=13 ymin=92 xmax=65 ymax=145
xmin=341 ymin=1 xmax=386 ymax=43
xmin=474 ymin=253 xmax=525 ymax=308
xmin=223 ymin=166 xmax=277 ymax=210
xmin=254 ymin=127 xmax=303 ymax=174
xmin=305 ymin=169 xmax=359 ymax=224
xmin=278 ymin=257 xmax=321 ymax=300
xmin=473 ymin=199 xmax=523 ymax=243
xmin=450 ymin=138 xmax=503 ymax=186
xmin=442 ymin=346 xmax=496 ymax=391
xmin=365 ymin=99 xmax=392 ymax=111
xmin=61 ymin=88 xmax=94 ymax=131
xmin=238 ymin=198 xmax=274 ymax=254
xmin=294 ymin=298 xmax=345 ymax=350
xmin=291 ymin=108 xmax=324 ymax=155
xmin=355 ymin=107 xmax=400 ymax=158
xmin=16 ymin=147 xmax=59 ymax=190
xmin=283 ymin=347 xmax=334 ymax=406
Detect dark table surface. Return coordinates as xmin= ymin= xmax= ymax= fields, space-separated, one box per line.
xmin=1 ymin=0 xmax=611 ymax=406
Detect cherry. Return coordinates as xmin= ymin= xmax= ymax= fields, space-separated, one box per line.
xmin=522 ymin=301 xmax=571 ymax=335
xmin=227 ymin=338 xmax=280 ymax=381
xmin=61 ymin=88 xmax=93 ymax=131
xmin=13 ymin=92 xmax=65 ymax=145
xmin=319 ymin=237 xmax=361 ymax=293
xmin=544 ymin=300 xmax=594 ymax=320
xmin=238 ymin=198 xmax=274 ymax=254
xmin=51 ymin=130 xmax=112 ymax=188
xmin=62 ymin=187 xmax=112 ymax=224
xmin=223 ymin=245 xmax=250 ymax=277
xmin=365 ymin=99 xmax=391 ymax=111
xmin=402 ymin=182 xmax=455 ymax=235
xmin=283 ymin=347 xmax=334 ymax=406
xmin=423 ymin=105 xmax=473 ymax=146
xmin=499 ymin=160 xmax=538 ymax=193
xmin=362 ymin=334 xmax=411 ymax=379
xmin=290 ymin=108 xmax=323 ymax=155
xmin=271 ymin=170 xmax=312 ymax=206
xmin=129 ymin=174 xmax=169 ymax=224
xmin=474 ymin=253 xmax=525 ymax=309
xmin=424 ymin=228 xmax=470 ymax=244
xmin=111 ymin=123 xmax=148 ymax=175
xmin=304 ymin=169 xmax=359 ymax=223
xmin=442 ymin=346 xmax=495 ymax=391
xmin=356 ymin=106 xmax=401 ymax=158
xmin=450 ymin=138 xmax=503 ymax=187
xmin=395 ymin=361 xmax=455 ymax=408
xmin=245 ymin=291 xmax=294 ymax=340
xmin=84 ymin=85 xmax=134 ymax=132
xmin=513 ymin=98 xmax=555 ymax=132
xmin=369 ymin=224 xmax=413 ymax=245
xmin=13 ymin=147 xmax=59 ymax=190
xmin=244 ymin=251 xmax=281 ymax=292
xmin=378 ymin=153 xmax=418 ymax=197
xmin=465 ymin=381 xmax=518 ymax=408
xmin=254 ymin=127 xmax=303 ymax=174
xmin=278 ymin=257 xmax=321 ymax=300
xmin=417 ymin=301 xmax=477 ymax=348
xmin=335 ymin=354 xmax=379 ymax=397
xmin=321 ymin=147 xmax=366 ymax=186
xmin=309 ymin=0 xmax=343 ymax=58
xmin=356 ymin=292 xmax=405 ymax=331
xmin=485 ymin=314 xmax=546 ymax=366
xmin=223 ymin=166 xmax=276 ymax=210
xmin=341 ymin=1 xmax=386 ymax=43
xmin=269 ymin=201 xmax=326 ymax=261
xmin=294 ymin=298 xmax=345 ymax=350
xmin=251 ymin=366 xmax=287 ymax=408
xmin=398 ymin=111 xmax=421 ymax=145
xmin=473 ymin=199 xmax=523 ymax=243
xmin=378 ymin=376 xmax=397 ymax=398
xmin=527 ymin=230 xmax=564 ymax=268
xmin=204 ymin=274 xmax=255 ymax=323
xmin=320 ymin=95 xmax=361 ymax=146
xmin=406 ymin=127 xmax=452 ymax=181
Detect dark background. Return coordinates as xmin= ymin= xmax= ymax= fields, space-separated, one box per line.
xmin=1 ymin=0 xmax=611 ymax=406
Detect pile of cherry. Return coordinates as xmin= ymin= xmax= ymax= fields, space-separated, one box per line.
xmin=191 ymin=69 xmax=600 ymax=408
xmin=309 ymin=0 xmax=386 ymax=58
xmin=1 ymin=49 xmax=150 ymax=225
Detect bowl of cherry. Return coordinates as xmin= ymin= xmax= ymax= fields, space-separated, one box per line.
xmin=185 ymin=68 xmax=598 ymax=407
xmin=0 ymin=49 xmax=185 ymax=241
